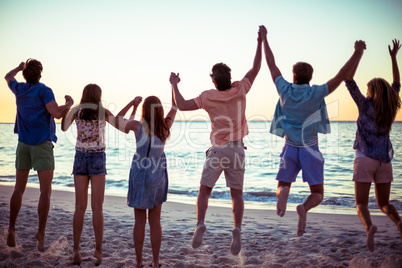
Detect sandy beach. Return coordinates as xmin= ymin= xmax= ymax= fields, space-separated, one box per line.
xmin=0 ymin=185 xmax=401 ymax=267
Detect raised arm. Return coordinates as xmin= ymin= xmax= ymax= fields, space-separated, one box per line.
xmin=170 ymin=72 xmax=198 ymax=111
xmin=259 ymin=25 xmax=282 ymax=83
xmin=45 ymin=95 xmax=74 ymax=119
xmin=244 ymin=28 xmax=262 ymax=85
xmin=389 ymin=39 xmax=401 ymax=84
xmin=165 ymin=88 xmax=178 ymax=129
xmin=129 ymin=97 xmax=142 ymax=120
xmin=5 ymin=61 xmax=74 ymax=119
xmin=115 ymin=97 xmax=143 ymax=133
xmin=117 ymin=96 xmax=142 ymax=119
xmin=61 ymin=106 xmax=79 ymax=131
xmin=327 ymin=40 xmax=366 ymax=94
xmin=4 ymin=62 xmax=25 ymax=83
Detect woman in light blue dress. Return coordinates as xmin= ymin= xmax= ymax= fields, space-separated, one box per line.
xmin=117 ymin=78 xmax=177 ymax=268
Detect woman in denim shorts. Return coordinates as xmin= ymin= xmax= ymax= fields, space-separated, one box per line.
xmin=62 ymin=84 xmax=119 ymax=265
xmin=345 ymin=39 xmax=402 ymax=252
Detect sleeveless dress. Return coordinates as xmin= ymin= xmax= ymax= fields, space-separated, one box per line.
xmin=127 ymin=124 xmax=168 ymax=209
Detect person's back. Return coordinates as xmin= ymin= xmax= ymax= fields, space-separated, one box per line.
xmin=344 ymin=39 xmax=402 ymax=252
xmin=277 ymin=83 xmax=326 ymax=122
xmin=61 ymin=83 xmax=121 ymax=265
xmin=270 ymin=63 xmax=330 ymax=147
xmin=346 ymin=79 xmax=400 ymax=162
xmin=128 ymin=123 xmax=167 ymax=209
xmin=5 ymin=58 xmax=73 ymax=252
xmin=10 ymin=67 xmax=57 ymax=145
xmin=134 ymin=124 xmax=166 ymax=159
xmin=194 ymin=71 xmax=251 ymax=146
xmin=74 ymin=111 xmax=107 ymax=152
xmin=169 ymin=29 xmax=262 ymax=255
xmin=116 ymin=93 xmax=177 ymax=268
xmin=259 ymin=25 xmax=367 ymax=236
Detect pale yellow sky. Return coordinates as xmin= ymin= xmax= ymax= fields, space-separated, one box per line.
xmin=1 ymin=0 xmax=402 ymax=123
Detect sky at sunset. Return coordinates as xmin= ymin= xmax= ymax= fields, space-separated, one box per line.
xmin=1 ymin=0 xmax=402 ymax=123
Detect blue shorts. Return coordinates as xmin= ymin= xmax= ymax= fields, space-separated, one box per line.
xmin=72 ymin=151 xmax=107 ymax=176
xmin=276 ymin=144 xmax=324 ymax=185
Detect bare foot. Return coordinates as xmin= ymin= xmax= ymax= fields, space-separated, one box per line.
xmin=297 ymin=205 xmax=306 ymax=236
xmin=73 ymin=250 xmax=82 ymax=265
xmin=192 ymin=223 xmax=206 ymax=249
xmin=230 ymin=227 xmax=241 ymax=255
xmin=35 ymin=232 xmax=45 ymax=252
xmin=7 ymin=230 xmax=16 ymax=247
xmin=367 ymin=225 xmax=377 ymax=252
xmin=94 ymin=250 xmax=102 ymax=266
xmin=277 ymin=186 xmax=290 ymax=217
xmin=151 ymin=261 xmax=161 ymax=267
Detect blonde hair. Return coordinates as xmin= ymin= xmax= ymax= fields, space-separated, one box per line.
xmin=367 ymin=78 xmax=401 ymax=132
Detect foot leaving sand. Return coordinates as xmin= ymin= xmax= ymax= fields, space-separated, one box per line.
xmin=192 ymin=223 xmax=206 ymax=249
xmin=277 ymin=186 xmax=290 ymax=217
xmin=230 ymin=228 xmax=241 ymax=255
xmin=367 ymin=225 xmax=377 ymax=252
xmin=7 ymin=230 xmax=15 ymax=248
xmin=297 ymin=205 xmax=306 ymax=236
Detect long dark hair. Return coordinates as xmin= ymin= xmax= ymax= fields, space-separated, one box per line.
xmin=78 ymin=84 xmax=105 ymax=120
xmin=141 ymin=96 xmax=170 ymax=142
xmin=367 ymin=78 xmax=401 ymax=132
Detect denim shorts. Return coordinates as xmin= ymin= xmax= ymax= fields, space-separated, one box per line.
xmin=72 ymin=150 xmax=107 ymax=176
xmin=276 ymin=144 xmax=324 ymax=185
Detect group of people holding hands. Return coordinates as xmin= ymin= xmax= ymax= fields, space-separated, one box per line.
xmin=5 ymin=25 xmax=402 ymax=267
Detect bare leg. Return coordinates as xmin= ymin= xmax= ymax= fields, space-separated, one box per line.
xmin=134 ymin=208 xmax=147 ymax=268
xmin=276 ymin=181 xmax=291 ymax=217
xmin=230 ymin=188 xmax=244 ymax=229
xmin=73 ymin=175 xmax=89 ymax=264
xmin=355 ymin=181 xmax=377 ymax=252
xmin=297 ymin=184 xmax=323 ymax=236
xmin=196 ymin=185 xmax=212 ymax=226
xmin=375 ymin=182 xmax=402 ymax=239
xmin=35 ymin=170 xmax=53 ymax=252
xmin=148 ymin=205 xmax=162 ymax=268
xmin=90 ymin=175 xmax=105 ymax=265
xmin=229 ymin=187 xmax=243 ymax=255
xmin=8 ymin=169 xmax=29 ymax=247
xmin=192 ymin=185 xmax=212 ymax=248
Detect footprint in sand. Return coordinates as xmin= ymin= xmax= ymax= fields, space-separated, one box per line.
xmin=42 ymin=236 xmax=68 ymax=257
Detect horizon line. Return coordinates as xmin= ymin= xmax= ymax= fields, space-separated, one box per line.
xmin=1 ymin=120 xmax=402 ymax=124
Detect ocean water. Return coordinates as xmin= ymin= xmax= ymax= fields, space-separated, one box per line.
xmin=0 ymin=122 xmax=401 ymax=215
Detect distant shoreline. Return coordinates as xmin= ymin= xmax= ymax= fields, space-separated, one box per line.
xmin=0 ymin=181 xmax=383 ymax=216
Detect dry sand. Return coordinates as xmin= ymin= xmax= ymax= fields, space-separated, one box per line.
xmin=0 ymin=185 xmax=401 ymax=267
